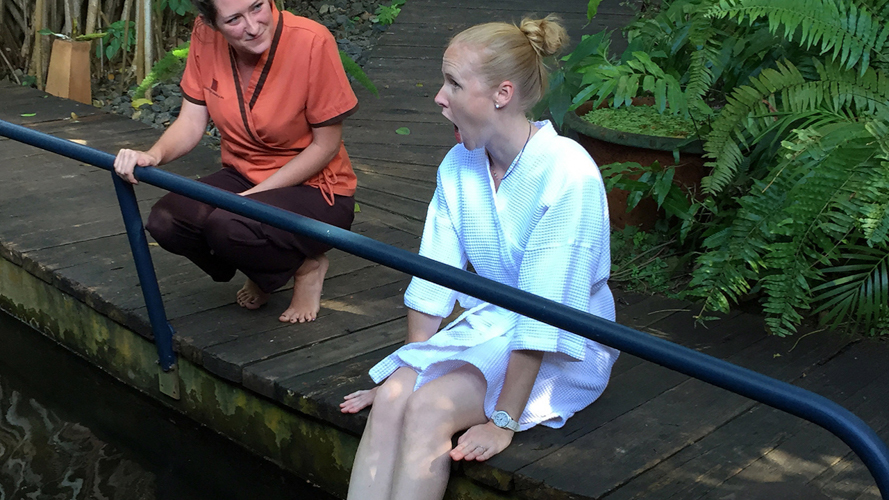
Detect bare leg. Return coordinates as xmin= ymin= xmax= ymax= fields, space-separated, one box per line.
xmin=391 ymin=365 xmax=488 ymax=500
xmin=237 ymin=278 xmax=270 ymax=310
xmin=347 ymin=368 xmax=418 ymax=500
xmin=279 ymin=253 xmax=329 ymax=323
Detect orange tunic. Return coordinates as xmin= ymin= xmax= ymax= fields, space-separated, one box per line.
xmin=180 ymin=4 xmax=359 ymax=204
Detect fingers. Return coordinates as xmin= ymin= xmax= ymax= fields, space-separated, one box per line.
xmin=450 ymin=440 xmax=492 ymax=461
xmin=450 ymin=422 xmax=514 ymax=462
xmin=339 ymin=387 xmax=377 ymax=414
xmin=114 ymin=149 xmax=156 ymax=185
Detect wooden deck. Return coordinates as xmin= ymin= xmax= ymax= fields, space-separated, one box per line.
xmin=1 ymin=0 xmax=888 ymax=498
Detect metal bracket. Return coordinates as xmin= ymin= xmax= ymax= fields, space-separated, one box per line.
xmin=158 ymin=363 xmax=181 ymax=400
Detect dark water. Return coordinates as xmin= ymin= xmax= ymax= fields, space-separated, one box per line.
xmin=0 ymin=311 xmax=336 ymax=500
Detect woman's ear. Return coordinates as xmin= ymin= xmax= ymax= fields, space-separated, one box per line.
xmin=493 ymin=81 xmax=515 ymax=109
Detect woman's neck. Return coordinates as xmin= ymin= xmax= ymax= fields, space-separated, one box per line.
xmin=486 ymin=117 xmax=535 ymax=172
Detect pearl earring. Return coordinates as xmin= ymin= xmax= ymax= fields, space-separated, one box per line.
xmin=494 ymin=103 xmax=501 ymax=109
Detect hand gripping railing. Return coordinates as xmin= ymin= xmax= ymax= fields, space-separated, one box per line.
xmin=2 ymin=118 xmax=888 ymax=497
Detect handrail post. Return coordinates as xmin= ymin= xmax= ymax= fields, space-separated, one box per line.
xmin=110 ymin=173 xmax=180 ymax=400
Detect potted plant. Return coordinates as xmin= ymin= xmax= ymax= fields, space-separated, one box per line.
xmin=545 ymin=0 xmax=889 ymax=336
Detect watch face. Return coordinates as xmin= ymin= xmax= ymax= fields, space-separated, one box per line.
xmin=492 ymin=411 xmax=508 ymax=427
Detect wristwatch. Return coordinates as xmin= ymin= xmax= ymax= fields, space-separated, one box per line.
xmin=491 ymin=410 xmax=520 ymax=431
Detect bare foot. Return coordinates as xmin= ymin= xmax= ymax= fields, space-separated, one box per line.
xmin=237 ymin=278 xmax=270 ymax=310
xmin=279 ymin=254 xmax=329 ymax=323
xmin=340 ymin=387 xmax=378 ymax=413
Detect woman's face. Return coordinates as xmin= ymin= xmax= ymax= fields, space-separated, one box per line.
xmin=214 ymin=0 xmax=274 ymax=57
xmin=434 ymin=44 xmax=497 ymax=151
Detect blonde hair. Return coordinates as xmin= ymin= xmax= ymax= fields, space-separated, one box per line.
xmin=450 ymin=15 xmax=568 ymax=112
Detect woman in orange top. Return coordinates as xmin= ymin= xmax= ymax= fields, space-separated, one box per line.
xmin=114 ymin=0 xmax=359 ymax=323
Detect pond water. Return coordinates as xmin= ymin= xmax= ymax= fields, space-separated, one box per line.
xmin=0 ymin=311 xmax=336 ymax=500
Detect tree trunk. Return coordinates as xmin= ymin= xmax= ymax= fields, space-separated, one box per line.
xmin=18 ymin=0 xmax=33 ymax=60
xmin=31 ymin=0 xmax=46 ymax=87
xmin=142 ymin=0 xmax=152 ymax=85
xmin=134 ymin=0 xmax=144 ymax=81
xmin=85 ymin=0 xmax=99 ymax=34
xmin=103 ymin=0 xmax=122 ymax=25
xmin=62 ymin=0 xmax=74 ymax=36
xmin=118 ymin=0 xmax=131 ymax=83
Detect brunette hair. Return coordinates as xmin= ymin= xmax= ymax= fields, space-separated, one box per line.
xmin=449 ymin=15 xmax=568 ymax=112
xmin=192 ymin=0 xmax=273 ymax=29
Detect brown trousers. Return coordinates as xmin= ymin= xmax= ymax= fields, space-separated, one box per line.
xmin=146 ymin=168 xmax=354 ymax=293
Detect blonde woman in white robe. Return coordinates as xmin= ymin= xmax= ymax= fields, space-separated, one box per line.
xmin=341 ymin=16 xmax=620 ymax=500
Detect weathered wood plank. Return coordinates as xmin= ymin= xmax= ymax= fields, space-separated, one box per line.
xmin=278 ymin=344 xmax=399 ymax=434
xmin=603 ymin=339 xmax=889 ymax=500
xmin=346 ymin=118 xmax=455 ymax=148
xmin=355 ymin=168 xmax=436 ymax=204
xmin=346 ymin=141 xmax=447 ymax=166
xmin=514 ymin=325 xmax=853 ymax=499
xmin=353 ymin=203 xmax=426 ymax=236
xmin=204 ymin=276 xmax=410 ymax=386
xmin=0 ymin=84 xmax=102 ymax=124
xmin=353 ymin=158 xmax=439 ymax=183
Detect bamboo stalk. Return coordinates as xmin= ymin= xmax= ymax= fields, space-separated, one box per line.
xmin=134 ymin=0 xmax=144 ymax=81
xmin=85 ymin=0 xmax=99 ymax=34
xmin=18 ymin=0 xmax=32 ymax=60
xmin=31 ymin=0 xmax=46 ymax=88
xmin=142 ymin=0 xmax=152 ymax=87
xmin=103 ymin=0 xmax=122 ymax=25
xmin=63 ymin=0 xmax=74 ymax=35
xmin=8 ymin=0 xmax=28 ymax=36
xmin=118 ymin=0 xmax=131 ymax=89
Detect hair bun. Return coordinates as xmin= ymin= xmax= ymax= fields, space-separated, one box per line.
xmin=520 ymin=15 xmax=568 ymax=58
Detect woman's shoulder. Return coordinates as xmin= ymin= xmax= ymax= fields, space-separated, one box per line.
xmin=438 ymin=143 xmax=485 ymax=179
xmin=281 ymin=11 xmax=336 ymax=41
xmin=190 ymin=16 xmax=222 ymax=47
xmin=531 ymin=122 xmax=603 ymax=187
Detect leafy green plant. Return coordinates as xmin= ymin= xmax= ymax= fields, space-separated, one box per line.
xmin=374 ymin=0 xmax=405 ymax=25
xmin=600 ymin=161 xmax=693 ymax=224
xmin=133 ymin=42 xmax=191 ymax=98
xmin=552 ymin=0 xmax=889 ymax=336
xmin=339 ymin=50 xmax=379 ymax=97
xmin=610 ymin=226 xmax=684 ymax=295
xmin=97 ymin=20 xmax=137 ymax=61
xmin=681 ymin=0 xmax=889 ymax=336
xmin=154 ymin=0 xmax=194 ymax=16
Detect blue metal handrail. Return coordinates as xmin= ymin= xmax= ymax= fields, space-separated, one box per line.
xmin=1 ymin=118 xmax=887 ymax=498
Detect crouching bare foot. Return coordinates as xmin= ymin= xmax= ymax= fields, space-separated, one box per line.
xmin=279 ymin=254 xmax=329 ymax=323
xmin=237 ymin=278 xmax=270 ymax=309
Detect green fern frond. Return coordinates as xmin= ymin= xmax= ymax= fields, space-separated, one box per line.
xmin=703 ymin=61 xmax=807 ymax=194
xmin=706 ymin=0 xmax=889 ymax=73
xmin=703 ymin=59 xmax=889 ymax=194
xmin=812 ymin=243 xmax=889 ymax=333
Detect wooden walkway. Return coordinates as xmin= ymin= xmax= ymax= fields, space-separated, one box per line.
xmin=1 ymin=0 xmax=888 ymax=498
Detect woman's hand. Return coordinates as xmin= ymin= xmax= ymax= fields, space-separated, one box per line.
xmin=340 ymin=386 xmax=378 ymax=413
xmin=449 ymin=420 xmax=514 ymax=462
xmin=114 ymin=149 xmax=160 ymax=185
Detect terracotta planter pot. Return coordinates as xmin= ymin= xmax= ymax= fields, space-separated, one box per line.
xmin=564 ymin=102 xmax=706 ymax=230
xmin=44 ymin=39 xmax=92 ymax=105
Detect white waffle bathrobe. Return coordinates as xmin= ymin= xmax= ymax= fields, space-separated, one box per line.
xmin=369 ymin=121 xmax=619 ymax=430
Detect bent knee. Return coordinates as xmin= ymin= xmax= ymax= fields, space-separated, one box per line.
xmin=146 ymin=205 xmax=178 ymax=247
